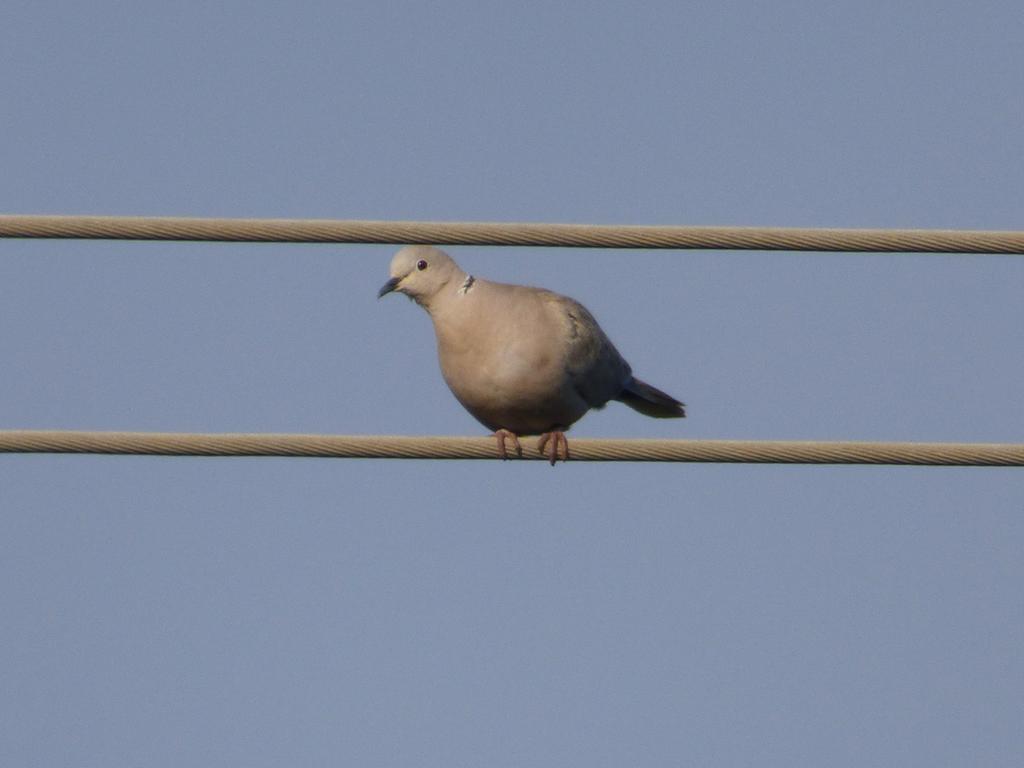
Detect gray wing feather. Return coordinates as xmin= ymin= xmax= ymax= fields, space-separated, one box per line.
xmin=558 ymin=298 xmax=632 ymax=408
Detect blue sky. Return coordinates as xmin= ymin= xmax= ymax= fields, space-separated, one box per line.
xmin=2 ymin=2 xmax=1022 ymax=765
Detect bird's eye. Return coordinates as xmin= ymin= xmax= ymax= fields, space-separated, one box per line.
xmin=416 ymin=259 xmax=428 ymax=271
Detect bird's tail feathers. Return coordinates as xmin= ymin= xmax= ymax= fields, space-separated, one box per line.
xmin=616 ymin=377 xmax=686 ymax=419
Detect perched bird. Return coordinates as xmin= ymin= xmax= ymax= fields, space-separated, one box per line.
xmin=378 ymin=245 xmax=685 ymax=464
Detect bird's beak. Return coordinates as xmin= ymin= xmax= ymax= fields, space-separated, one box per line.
xmin=377 ymin=276 xmax=401 ymax=298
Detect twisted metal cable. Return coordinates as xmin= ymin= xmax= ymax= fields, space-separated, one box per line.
xmin=1 ymin=431 xmax=1021 ymax=465
xmin=2 ymin=215 xmax=1023 ymax=253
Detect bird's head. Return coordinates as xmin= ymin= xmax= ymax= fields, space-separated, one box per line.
xmin=377 ymin=245 xmax=463 ymax=309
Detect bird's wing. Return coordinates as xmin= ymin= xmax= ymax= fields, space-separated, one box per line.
xmin=549 ymin=294 xmax=631 ymax=408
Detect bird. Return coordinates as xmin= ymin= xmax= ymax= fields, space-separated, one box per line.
xmin=378 ymin=245 xmax=685 ymax=464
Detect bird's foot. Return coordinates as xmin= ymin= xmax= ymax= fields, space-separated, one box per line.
xmin=537 ymin=431 xmax=569 ymax=466
xmin=493 ymin=429 xmax=523 ymax=460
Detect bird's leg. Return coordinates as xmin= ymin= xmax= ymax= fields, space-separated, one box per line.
xmin=493 ymin=429 xmax=523 ymax=460
xmin=537 ymin=431 xmax=569 ymax=465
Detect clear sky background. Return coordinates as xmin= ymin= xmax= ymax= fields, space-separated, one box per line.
xmin=2 ymin=1 xmax=1023 ymax=765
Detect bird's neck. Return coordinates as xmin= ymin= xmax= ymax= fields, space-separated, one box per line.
xmin=419 ymin=270 xmax=470 ymax=314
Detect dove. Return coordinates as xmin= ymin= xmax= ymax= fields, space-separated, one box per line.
xmin=378 ymin=245 xmax=685 ymax=464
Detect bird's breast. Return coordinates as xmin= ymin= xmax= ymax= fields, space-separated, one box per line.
xmin=428 ymin=296 xmax=583 ymax=432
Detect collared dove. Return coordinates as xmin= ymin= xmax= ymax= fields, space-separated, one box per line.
xmin=378 ymin=245 xmax=685 ymax=464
